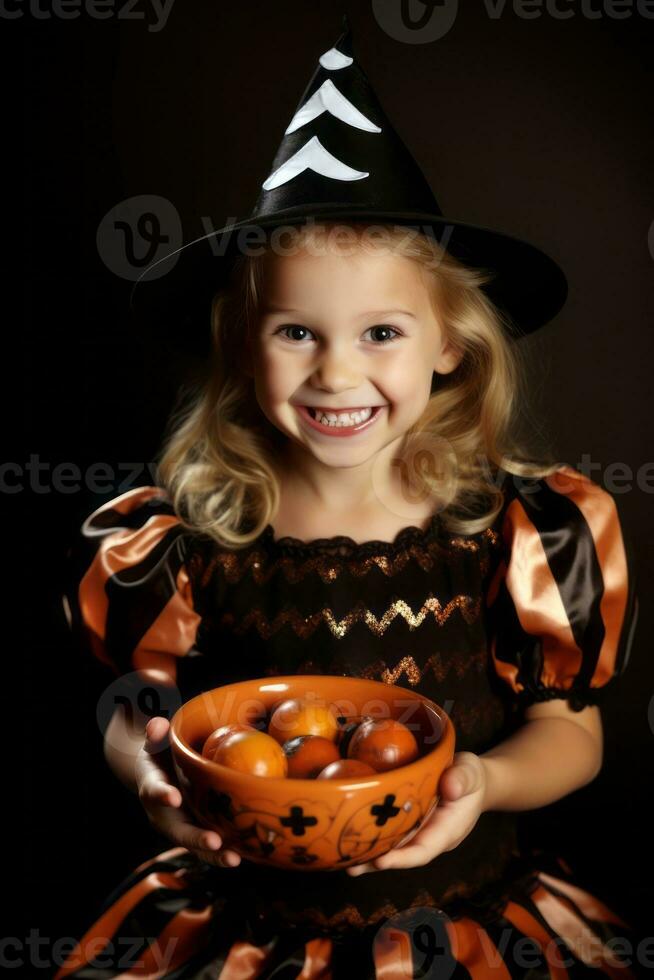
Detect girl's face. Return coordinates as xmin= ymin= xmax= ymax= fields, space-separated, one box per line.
xmin=246 ymin=243 xmax=461 ymax=474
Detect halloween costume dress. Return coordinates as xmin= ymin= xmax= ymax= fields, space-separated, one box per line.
xmin=55 ymin=462 xmax=642 ymax=979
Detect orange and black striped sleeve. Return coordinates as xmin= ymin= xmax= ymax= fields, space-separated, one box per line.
xmin=487 ymin=464 xmax=639 ymax=713
xmin=74 ymin=485 xmax=201 ymax=687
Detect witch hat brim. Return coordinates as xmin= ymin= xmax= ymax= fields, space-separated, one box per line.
xmin=129 ymin=20 xmax=567 ymax=355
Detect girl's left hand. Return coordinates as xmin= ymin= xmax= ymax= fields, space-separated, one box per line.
xmin=346 ymin=751 xmax=487 ymax=876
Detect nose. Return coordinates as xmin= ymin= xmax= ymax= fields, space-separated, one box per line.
xmin=310 ymin=342 xmax=363 ymax=392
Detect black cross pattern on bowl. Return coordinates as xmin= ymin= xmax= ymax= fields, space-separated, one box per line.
xmin=370 ymin=794 xmax=401 ymax=826
xmin=206 ymin=788 xmax=234 ymax=821
xmin=280 ymin=805 xmax=319 ymax=836
xmin=290 ymin=845 xmax=319 ymax=865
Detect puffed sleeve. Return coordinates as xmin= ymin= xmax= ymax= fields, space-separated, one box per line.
xmin=487 ymin=464 xmax=639 ymax=712
xmin=73 ymin=485 xmax=202 ymax=686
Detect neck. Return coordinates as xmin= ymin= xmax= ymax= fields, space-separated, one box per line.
xmin=276 ymin=436 xmax=411 ymax=514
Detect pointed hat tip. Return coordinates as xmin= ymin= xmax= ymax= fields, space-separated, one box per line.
xmin=335 ymin=11 xmax=354 ymax=56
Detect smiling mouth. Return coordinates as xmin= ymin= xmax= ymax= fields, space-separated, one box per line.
xmin=306 ymin=406 xmax=375 ymax=423
xmin=295 ymin=404 xmax=385 ymax=436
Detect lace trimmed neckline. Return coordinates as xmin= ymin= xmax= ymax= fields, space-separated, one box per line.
xmin=260 ymin=512 xmax=441 ymax=557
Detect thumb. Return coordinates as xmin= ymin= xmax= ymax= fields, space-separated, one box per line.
xmin=144 ymin=716 xmax=170 ymax=752
xmin=439 ymin=756 xmax=481 ymax=801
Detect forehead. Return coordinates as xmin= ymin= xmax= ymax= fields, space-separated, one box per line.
xmin=260 ymin=245 xmax=428 ymax=307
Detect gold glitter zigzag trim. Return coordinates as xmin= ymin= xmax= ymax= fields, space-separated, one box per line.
xmin=222 ymin=594 xmax=482 ymax=640
xmin=360 ymin=651 xmax=486 ymax=687
xmin=195 ymin=528 xmax=500 ymax=588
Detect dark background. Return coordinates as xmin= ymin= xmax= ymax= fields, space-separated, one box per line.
xmin=25 ymin=0 xmax=653 ymax=964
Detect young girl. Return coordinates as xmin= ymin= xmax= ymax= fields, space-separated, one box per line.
xmin=56 ymin=22 xmax=642 ymax=980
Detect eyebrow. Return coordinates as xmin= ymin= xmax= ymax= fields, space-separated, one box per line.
xmin=261 ymin=306 xmax=417 ymax=319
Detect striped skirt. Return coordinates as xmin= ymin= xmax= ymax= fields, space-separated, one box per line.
xmin=53 ymin=846 xmax=647 ymax=978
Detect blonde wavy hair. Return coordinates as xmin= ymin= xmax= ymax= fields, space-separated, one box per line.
xmin=154 ymin=220 xmax=563 ymax=549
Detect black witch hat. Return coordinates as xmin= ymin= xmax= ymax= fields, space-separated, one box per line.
xmin=130 ymin=17 xmax=567 ymax=353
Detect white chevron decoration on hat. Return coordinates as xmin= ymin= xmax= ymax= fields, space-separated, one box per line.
xmin=318 ymin=46 xmax=354 ymax=70
xmin=261 ymin=135 xmax=369 ymax=190
xmin=284 ymin=79 xmax=382 ymax=136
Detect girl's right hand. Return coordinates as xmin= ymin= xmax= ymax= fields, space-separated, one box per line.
xmin=135 ymin=715 xmax=242 ymax=869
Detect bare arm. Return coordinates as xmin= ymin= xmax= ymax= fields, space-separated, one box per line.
xmin=480 ymin=701 xmax=604 ymax=812
xmin=104 ymin=705 xmax=148 ymax=795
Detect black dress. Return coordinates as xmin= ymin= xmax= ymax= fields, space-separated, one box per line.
xmin=55 ymin=464 xmax=643 ymax=979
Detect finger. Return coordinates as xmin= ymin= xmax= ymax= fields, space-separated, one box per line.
xmin=157 ymin=809 xmax=223 ymax=853
xmin=144 ymin=717 xmax=170 ymax=753
xmin=346 ymin=862 xmax=376 ymax=876
xmin=195 ymin=848 xmax=242 ymax=868
xmin=140 ymin=778 xmax=182 ymax=809
xmin=375 ymin=839 xmax=433 ymax=869
xmin=379 ymin=809 xmax=464 ymax=868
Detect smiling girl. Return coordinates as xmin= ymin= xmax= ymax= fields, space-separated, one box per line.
xmin=56 ymin=20 xmax=641 ymax=980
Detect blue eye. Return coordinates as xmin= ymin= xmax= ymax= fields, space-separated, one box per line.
xmin=274 ymin=324 xmax=402 ymax=344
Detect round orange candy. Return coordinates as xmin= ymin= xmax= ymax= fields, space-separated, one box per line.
xmin=202 ymin=723 xmax=256 ymax=762
xmin=268 ymin=698 xmax=339 ymax=745
xmin=347 ymin=719 xmax=419 ymax=772
xmin=212 ymin=729 xmax=288 ymax=778
xmin=282 ymin=735 xmax=341 ymax=779
xmin=317 ymin=759 xmax=377 ymax=780
xmin=335 ymin=715 xmax=373 ymax=757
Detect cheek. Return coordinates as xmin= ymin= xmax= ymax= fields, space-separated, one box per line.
xmin=383 ymin=356 xmax=431 ymax=404
xmin=255 ymin=353 xmax=301 ymax=405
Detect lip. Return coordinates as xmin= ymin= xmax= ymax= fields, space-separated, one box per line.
xmin=295 ymin=404 xmax=385 ymax=437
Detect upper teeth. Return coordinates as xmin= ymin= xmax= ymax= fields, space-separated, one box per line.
xmin=310 ymin=407 xmax=373 ymax=426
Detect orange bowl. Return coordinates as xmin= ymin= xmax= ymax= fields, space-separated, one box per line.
xmin=169 ymin=675 xmax=455 ymax=871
